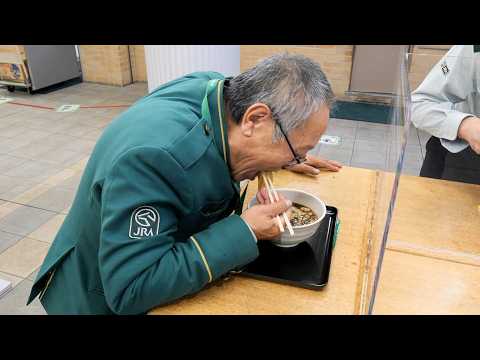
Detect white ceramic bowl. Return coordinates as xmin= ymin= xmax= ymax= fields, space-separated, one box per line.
xmin=248 ymin=188 xmax=327 ymax=248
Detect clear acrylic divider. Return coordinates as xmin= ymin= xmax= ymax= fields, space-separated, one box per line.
xmin=370 ymin=49 xmax=480 ymax=315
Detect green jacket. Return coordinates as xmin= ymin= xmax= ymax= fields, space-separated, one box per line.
xmin=27 ymin=72 xmax=259 ymax=314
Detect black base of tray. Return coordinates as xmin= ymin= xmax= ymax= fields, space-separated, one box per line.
xmin=239 ymin=206 xmax=339 ymax=290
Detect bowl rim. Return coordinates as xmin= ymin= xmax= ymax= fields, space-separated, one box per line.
xmin=249 ymin=187 xmax=327 ymax=230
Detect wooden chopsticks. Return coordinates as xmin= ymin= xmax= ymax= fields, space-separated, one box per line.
xmin=261 ymin=173 xmax=284 ymax=233
xmin=261 ymin=172 xmax=295 ymax=236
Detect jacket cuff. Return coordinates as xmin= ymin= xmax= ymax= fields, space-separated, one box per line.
xmin=242 ymin=220 xmax=258 ymax=243
xmin=190 ymin=215 xmax=259 ymax=281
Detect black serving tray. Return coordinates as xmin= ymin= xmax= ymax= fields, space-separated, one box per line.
xmin=238 ymin=206 xmax=339 ymax=290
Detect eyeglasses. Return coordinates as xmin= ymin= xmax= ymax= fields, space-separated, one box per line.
xmin=274 ymin=118 xmax=307 ymax=168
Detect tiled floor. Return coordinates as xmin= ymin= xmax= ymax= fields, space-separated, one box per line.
xmin=311 ymin=118 xmax=429 ymax=175
xmin=0 ymin=81 xmax=428 ymax=314
xmin=0 ymin=82 xmax=147 ymax=314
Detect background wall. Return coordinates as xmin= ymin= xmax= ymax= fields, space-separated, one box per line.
xmin=78 ymin=45 xmax=146 ymax=86
xmin=129 ymin=45 xmax=147 ymax=82
xmin=241 ymin=45 xmax=354 ymax=99
xmin=78 ymin=45 xmax=132 ymax=86
xmin=241 ymin=45 xmax=453 ymax=99
xmin=77 ymin=45 xmax=452 ymax=96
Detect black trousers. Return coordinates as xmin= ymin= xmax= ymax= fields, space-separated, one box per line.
xmin=420 ymin=136 xmax=480 ymax=185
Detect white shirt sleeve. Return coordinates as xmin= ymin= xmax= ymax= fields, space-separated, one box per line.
xmin=411 ymin=45 xmax=475 ymax=153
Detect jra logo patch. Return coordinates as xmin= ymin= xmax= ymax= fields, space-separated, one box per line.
xmin=129 ymin=206 xmax=160 ymax=239
xmin=441 ymin=62 xmax=449 ymax=76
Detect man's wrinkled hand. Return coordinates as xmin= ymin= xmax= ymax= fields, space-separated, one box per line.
xmin=241 ymin=189 xmax=292 ymax=240
xmin=286 ymin=154 xmax=342 ymax=175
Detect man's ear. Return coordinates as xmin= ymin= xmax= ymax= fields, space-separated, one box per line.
xmin=240 ymin=103 xmax=272 ymax=137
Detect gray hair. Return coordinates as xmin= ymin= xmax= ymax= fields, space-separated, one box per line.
xmin=224 ymin=52 xmax=334 ymax=142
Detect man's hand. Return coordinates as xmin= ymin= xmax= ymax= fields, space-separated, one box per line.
xmin=241 ymin=189 xmax=292 ymax=240
xmin=458 ymin=116 xmax=480 ymax=154
xmin=286 ymin=154 xmax=342 ymax=175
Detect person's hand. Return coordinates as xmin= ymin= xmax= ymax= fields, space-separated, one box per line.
xmin=285 ymin=154 xmax=342 ymax=175
xmin=458 ymin=116 xmax=480 ymax=154
xmin=241 ymin=188 xmax=292 ymax=240
xmin=255 ymin=186 xmax=271 ymax=205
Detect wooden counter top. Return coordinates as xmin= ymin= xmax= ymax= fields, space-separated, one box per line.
xmin=150 ymin=167 xmax=377 ymax=314
xmin=387 ymin=174 xmax=480 ymax=265
xmin=149 ymin=167 xmax=480 ymax=315
xmin=371 ymin=173 xmax=480 ymax=314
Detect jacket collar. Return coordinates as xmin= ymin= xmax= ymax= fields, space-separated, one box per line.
xmin=205 ymin=78 xmax=240 ymax=195
xmin=205 ymin=78 xmax=230 ymax=166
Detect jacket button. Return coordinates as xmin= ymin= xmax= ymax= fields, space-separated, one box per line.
xmin=203 ymin=123 xmax=210 ymax=136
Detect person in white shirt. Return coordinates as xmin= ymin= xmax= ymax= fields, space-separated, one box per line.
xmin=411 ymin=45 xmax=480 ymax=184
